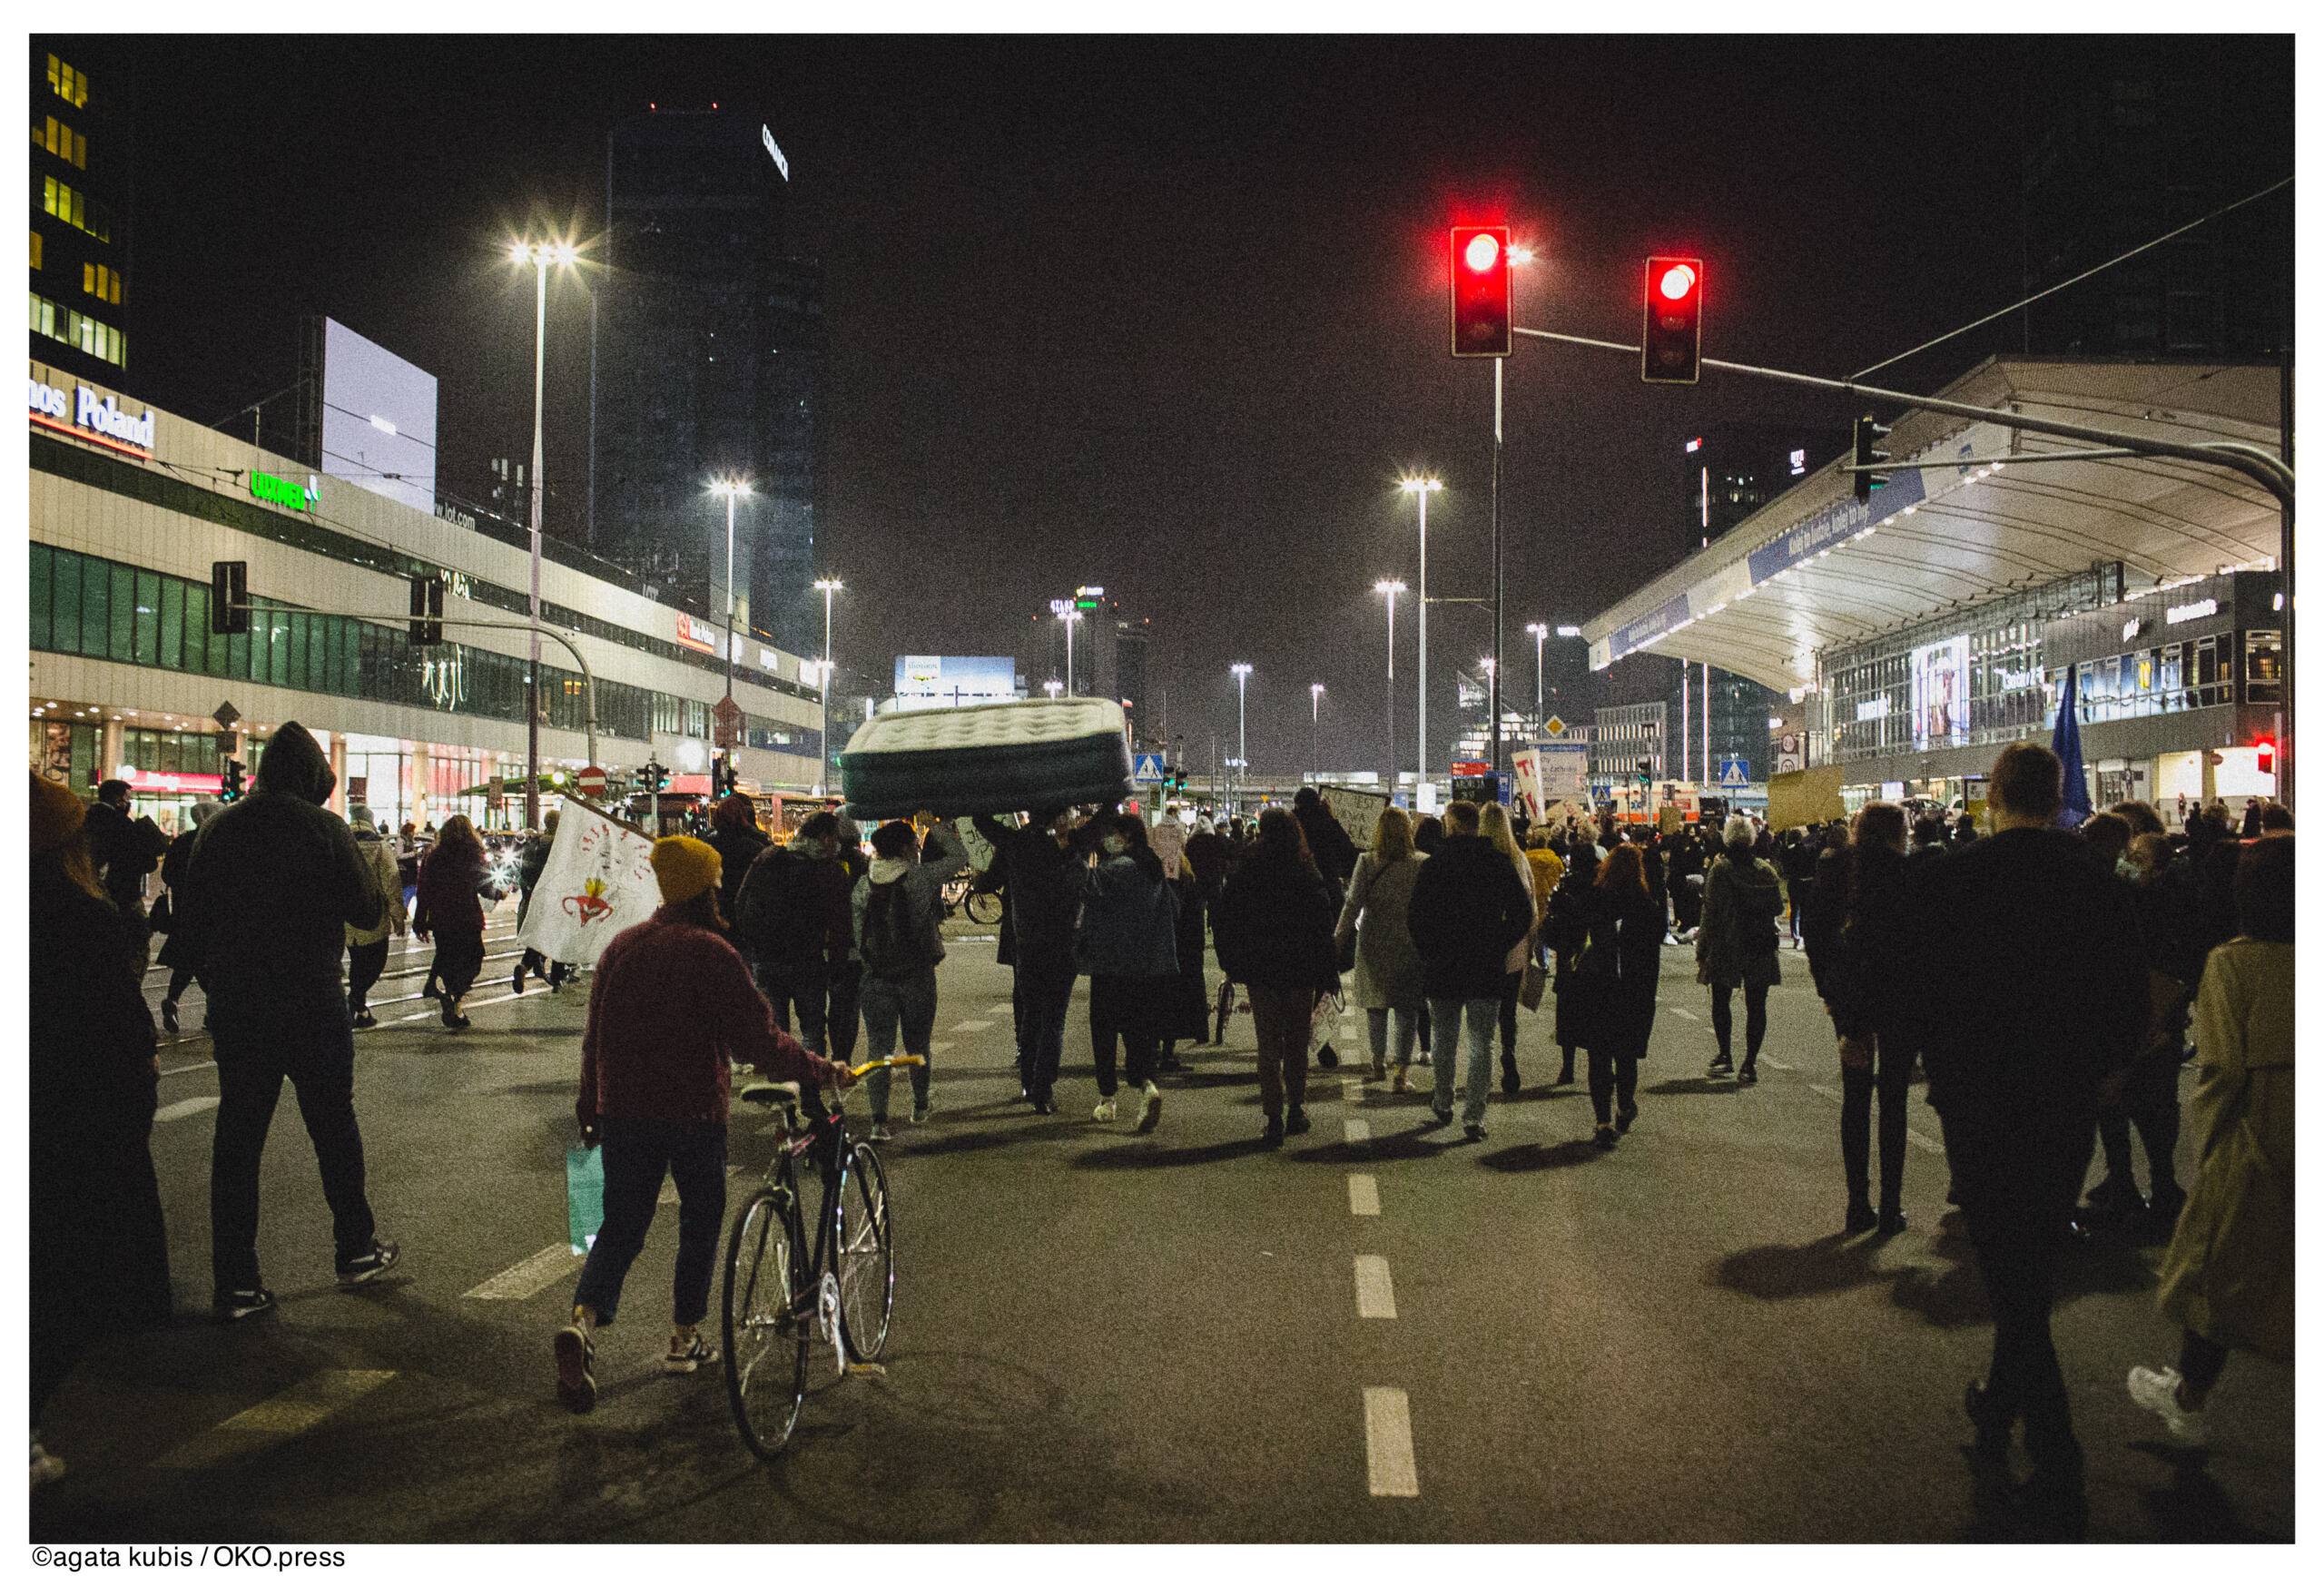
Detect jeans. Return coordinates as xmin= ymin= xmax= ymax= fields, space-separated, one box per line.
xmin=1089 ymin=973 xmax=1161 ymax=1098
xmin=1840 ymin=1033 xmax=1915 ymax=1210
xmin=571 ymin=1118 xmax=727 ymax=1327
xmin=1248 ymin=984 xmax=1316 ymax=1119
xmin=1587 ymin=1046 xmax=1640 ymax=1126
xmin=861 ymin=966 xmax=938 ymax=1118
xmin=1710 ymin=979 xmax=1769 ymax=1065
xmin=208 ymin=997 xmax=377 ymax=1290
xmin=1427 ymin=996 xmax=1497 ymax=1127
xmin=347 ymin=939 xmax=389 ymax=1012
xmin=432 ymin=929 xmax=485 ymax=1002
xmin=1365 ymin=1006 xmax=1420 ymax=1072
xmin=753 ymin=959 xmax=832 ymax=1054
xmin=1013 ymin=959 xmax=1076 ymax=1104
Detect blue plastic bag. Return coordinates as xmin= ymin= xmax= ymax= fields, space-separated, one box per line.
xmin=566 ymin=1144 xmax=605 ymax=1257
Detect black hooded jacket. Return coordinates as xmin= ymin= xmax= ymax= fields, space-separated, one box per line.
xmin=181 ymin=722 xmax=382 ymax=1016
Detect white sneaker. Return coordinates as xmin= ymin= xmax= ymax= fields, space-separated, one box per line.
xmin=867 ymin=1120 xmax=894 ymax=1142
xmin=1136 ymin=1081 xmax=1163 ymax=1133
xmin=910 ymin=1099 xmax=933 ymax=1125
xmin=2127 ymin=1365 xmax=2209 ymax=1444
xmin=1092 ymin=1098 xmax=1118 ymax=1123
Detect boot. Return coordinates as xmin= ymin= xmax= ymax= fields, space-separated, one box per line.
xmin=1500 ymin=1051 xmax=1521 ymax=1097
xmin=1553 ymin=1050 xmax=1575 ymax=1086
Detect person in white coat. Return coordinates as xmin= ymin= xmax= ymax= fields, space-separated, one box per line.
xmin=1335 ymin=807 xmax=1429 ymax=1090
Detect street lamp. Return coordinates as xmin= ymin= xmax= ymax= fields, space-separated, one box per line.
xmin=1052 ymin=602 xmax=1086 ymax=695
xmin=1484 ymin=244 xmax=1538 ymax=779
xmin=1374 ymin=578 xmax=1406 ymax=794
xmin=1525 ymin=622 xmax=1550 ymax=729
xmin=1399 ymin=478 xmax=1443 ymax=796
xmin=707 ymin=479 xmax=753 ymax=703
xmin=1231 ymin=663 xmax=1253 ymax=811
xmin=1043 ymin=678 xmax=1064 ymax=699
xmin=812 ymin=578 xmax=842 ymax=794
xmin=507 ymin=235 xmax=580 ymax=831
xmin=1310 ymin=683 xmax=1325 ymax=780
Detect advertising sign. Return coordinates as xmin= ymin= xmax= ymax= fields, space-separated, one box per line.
xmin=1744 ymin=465 xmax=1925 ymax=586
xmin=1605 ymin=591 xmax=1693 ymax=663
xmin=1909 ymin=636 xmax=1970 ymax=749
xmin=313 ymin=318 xmax=438 ymax=514
xmin=892 ymin=655 xmax=1018 ymax=705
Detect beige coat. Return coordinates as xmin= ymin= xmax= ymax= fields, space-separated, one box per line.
xmin=1337 ymin=850 xmax=1427 ymax=1010
xmin=2156 ymin=938 xmax=2293 ymax=1360
xmin=346 ymin=832 xmax=408 ymax=948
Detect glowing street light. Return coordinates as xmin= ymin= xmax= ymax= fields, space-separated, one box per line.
xmin=1231 ymin=663 xmax=1253 ymax=809
xmin=1399 ymin=477 xmax=1443 ymax=790
xmin=812 ymin=578 xmax=842 ymax=793
xmin=507 ymin=234 xmax=582 ymax=832
xmin=1310 ymin=682 xmax=1325 ymax=779
xmin=1374 ymin=578 xmax=1407 ymax=791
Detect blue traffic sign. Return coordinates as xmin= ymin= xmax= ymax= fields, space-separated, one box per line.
xmin=1132 ymin=752 xmax=1167 ymax=784
xmin=1717 ymin=757 xmax=1751 ymax=786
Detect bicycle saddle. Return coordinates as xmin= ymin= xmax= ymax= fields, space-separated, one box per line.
xmin=739 ymin=1081 xmax=803 ymax=1108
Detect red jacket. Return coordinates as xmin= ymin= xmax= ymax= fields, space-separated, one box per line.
xmin=578 ymin=911 xmax=842 ymax=1126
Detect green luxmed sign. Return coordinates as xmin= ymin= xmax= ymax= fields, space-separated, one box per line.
xmin=248 ymin=470 xmax=313 ymax=512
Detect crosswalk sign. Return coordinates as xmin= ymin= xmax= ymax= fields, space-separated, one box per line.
xmin=1717 ymin=757 xmax=1750 ymax=787
xmin=1132 ymin=753 xmax=1167 ymax=785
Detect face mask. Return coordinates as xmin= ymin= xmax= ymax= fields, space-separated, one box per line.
xmin=1103 ymin=834 xmax=1128 ymax=856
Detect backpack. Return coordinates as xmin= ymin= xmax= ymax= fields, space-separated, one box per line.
xmin=861 ymin=876 xmax=940 ymax=981
xmin=737 ymin=849 xmax=829 ymax=963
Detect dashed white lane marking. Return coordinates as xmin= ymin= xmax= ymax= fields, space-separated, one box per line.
xmin=1343 ymin=1118 xmax=1372 ymax=1144
xmin=1671 ymin=1006 xmax=1700 ymax=1021
xmin=154 ymin=1096 xmax=219 ymax=1123
xmin=466 ymin=1245 xmax=579 ymax=1300
xmin=1762 ymin=1057 xmax=1796 ymax=1073
xmin=1363 ymin=1386 xmax=1421 ymax=1497
xmin=1807 ymin=1083 xmax=1945 ymax=1152
xmin=1348 ymin=1175 xmax=1382 ymax=1217
xmin=153 ymin=1370 xmax=398 ymax=1473
xmin=1342 ymin=1078 xmax=1366 ymax=1105
xmin=1354 ymin=1255 xmax=1397 ymax=1319
xmin=392 ymin=990 xmax=520 ymax=1024
xmin=951 ymin=1020 xmax=994 ymax=1032
xmin=927 ymin=1040 xmax=954 ymax=1052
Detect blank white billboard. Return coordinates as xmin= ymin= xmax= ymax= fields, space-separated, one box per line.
xmin=319 ymin=318 xmax=437 ymax=514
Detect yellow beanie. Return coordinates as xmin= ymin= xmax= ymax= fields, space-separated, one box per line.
xmin=30 ymin=771 xmax=87 ymax=856
xmin=650 ymin=835 xmax=722 ymax=906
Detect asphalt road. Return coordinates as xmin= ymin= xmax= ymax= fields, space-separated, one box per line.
xmin=29 ymin=908 xmax=2293 ymax=1543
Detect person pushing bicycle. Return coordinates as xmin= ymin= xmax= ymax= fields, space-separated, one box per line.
xmin=556 ymin=835 xmax=859 ymax=1414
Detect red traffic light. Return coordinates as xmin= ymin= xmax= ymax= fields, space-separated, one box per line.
xmin=1464 ymin=232 xmax=1502 ymax=272
xmin=1657 ymin=261 xmax=1699 ymax=301
xmin=2255 ymin=735 xmax=2277 ymax=774
xmin=1641 ymin=254 xmax=1704 ymax=385
xmin=1449 ymin=225 xmax=1512 ymax=359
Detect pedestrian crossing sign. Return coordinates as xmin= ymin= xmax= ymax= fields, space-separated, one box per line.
xmin=1132 ymin=753 xmax=1167 ymax=785
xmin=1717 ymin=757 xmax=1750 ymax=786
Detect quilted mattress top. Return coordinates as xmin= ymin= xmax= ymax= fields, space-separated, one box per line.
xmin=840 ymin=696 xmax=1127 ymax=757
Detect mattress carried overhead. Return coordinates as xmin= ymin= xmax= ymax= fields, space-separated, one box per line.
xmin=838 ymin=697 xmax=1134 ymax=820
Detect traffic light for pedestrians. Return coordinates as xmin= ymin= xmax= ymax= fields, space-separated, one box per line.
xmin=717 ymin=757 xmax=739 ymax=795
xmin=1636 ymin=759 xmax=1653 ymax=785
xmin=221 ymin=758 xmax=245 ymax=802
xmin=1852 ymin=415 xmax=1893 ymax=504
xmin=1640 ymin=257 xmax=1703 ymax=385
xmin=409 ymin=574 xmax=445 ymax=646
xmin=1449 ymin=226 xmax=1512 ymax=358
xmin=2255 ymin=735 xmax=2277 ymax=776
xmin=210 ymin=560 xmax=249 ymax=636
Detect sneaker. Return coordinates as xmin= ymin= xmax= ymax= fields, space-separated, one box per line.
xmin=868 ymin=1120 xmax=895 ymax=1142
xmin=1500 ymin=1062 xmax=1521 ymax=1097
xmin=1284 ymin=1105 xmax=1310 ymax=1137
xmin=214 ymin=1286 xmax=277 ymax=1323
xmin=1135 ymin=1082 xmax=1163 ymax=1134
xmin=554 ymin=1324 xmax=597 ymax=1414
xmin=1615 ymin=1102 xmax=1639 ymax=1134
xmin=1845 ymin=1200 xmax=1879 ymax=1236
xmin=1463 ymin=1121 xmax=1488 ymax=1141
xmin=1424 ymin=1108 xmax=1452 ymax=1129
xmin=1261 ymin=1114 xmax=1285 ymax=1148
xmin=421 ymin=981 xmax=441 ymax=1000
xmin=1592 ymin=1124 xmax=1618 ymax=1150
xmin=161 ymin=999 xmax=180 ymax=1034
xmin=2127 ymin=1365 xmax=2209 ymax=1445
xmin=1876 ymin=1207 xmax=1909 ymax=1237
xmin=337 ymin=1238 xmax=401 ymax=1286
xmin=911 ymin=1099 xmax=933 ymax=1125
xmin=665 ymin=1331 xmax=720 ymax=1375
xmin=1092 ymin=1098 xmax=1118 ymax=1123
xmin=1391 ymin=1067 xmax=1409 ymax=1094
xmin=510 ymin=966 xmax=527 ymax=996
xmin=1737 ymin=1064 xmax=1758 ymax=1086
xmin=29 ymin=1435 xmax=65 ymax=1490
xmin=1416 ymin=1049 xmax=1433 ymax=1067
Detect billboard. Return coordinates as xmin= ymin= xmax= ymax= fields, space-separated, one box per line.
xmin=893 ymin=655 xmax=1018 ymax=706
xmin=315 ymin=318 xmax=438 ymax=514
xmin=1909 ymin=636 xmax=1970 ymax=749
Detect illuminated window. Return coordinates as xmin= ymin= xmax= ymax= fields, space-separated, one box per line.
xmin=29 ymin=230 xmax=40 ymax=271
xmin=31 ymin=116 xmax=88 ymax=168
xmin=47 ymin=54 xmax=89 ymax=109
xmin=39 ymin=177 xmax=108 ymax=243
xmin=82 ymin=262 xmax=122 ymax=304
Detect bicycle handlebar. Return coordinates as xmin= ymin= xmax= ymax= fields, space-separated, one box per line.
xmin=847 ymin=1054 xmax=927 ymax=1079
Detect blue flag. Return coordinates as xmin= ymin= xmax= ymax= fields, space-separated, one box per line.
xmin=2050 ymin=661 xmax=2093 ymax=828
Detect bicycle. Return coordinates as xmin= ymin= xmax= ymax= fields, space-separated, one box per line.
xmin=721 ymin=1054 xmax=921 ymax=1459
xmin=939 ymin=872 xmax=1006 ymax=927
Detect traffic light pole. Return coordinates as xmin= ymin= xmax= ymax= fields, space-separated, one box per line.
xmin=1512 ymin=323 xmax=2297 ymax=804
xmin=1491 ymin=358 xmax=1505 ymax=778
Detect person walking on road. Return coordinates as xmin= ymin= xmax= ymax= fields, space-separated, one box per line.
xmin=1406 ymin=801 xmax=1534 ymax=1141
xmin=1214 ymin=807 xmax=1341 ymax=1145
xmin=510 ymin=811 xmax=570 ymax=996
xmin=1779 ymin=827 xmax=1819 ymax=948
xmin=1573 ymin=842 xmax=1665 ymax=1149
xmin=84 ymin=776 xmax=169 ymax=969
xmin=153 ymin=799 xmax=220 ymax=1034
xmin=29 ymin=774 xmax=172 ymax=1488
xmin=1698 ymin=814 xmax=1786 ymax=1084
xmin=704 ymin=793 xmax=770 ymax=931
xmin=175 ymin=721 xmax=399 ymax=1320
xmin=1822 ymin=803 xmax=1915 ymax=1236
xmin=556 ymin=835 xmax=854 ymax=1413
xmin=1334 ymin=806 xmax=1428 ymax=1092
xmin=413 ymin=814 xmax=497 ymax=1030
xmin=345 ymin=804 xmax=407 ymax=1028
xmin=2126 ymin=833 xmax=2293 ymax=1446
xmin=1544 ymin=838 xmax=1600 ymax=1087
xmin=853 ymin=818 xmax=970 ymax=1139
xmin=1480 ymin=803 xmax=1539 ymax=1096
xmin=734 ymin=811 xmax=856 ymax=1055
xmin=1073 ymin=813 xmax=1179 ymax=1132
xmin=971 ymin=806 xmax=1093 ymax=1114
xmin=1899 ymin=742 xmax=2147 ymax=1530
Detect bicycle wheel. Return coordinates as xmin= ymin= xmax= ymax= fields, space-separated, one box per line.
xmin=723 ymin=1187 xmax=809 ymax=1459
xmin=834 ymin=1142 xmax=895 ymax=1363
xmin=966 ymin=889 xmax=1004 ymax=926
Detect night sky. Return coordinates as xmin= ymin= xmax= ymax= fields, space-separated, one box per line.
xmin=92 ymin=32 xmax=2293 ymax=776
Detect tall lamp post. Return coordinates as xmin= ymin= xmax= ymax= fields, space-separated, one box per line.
xmin=1309 ymin=683 xmax=1325 ymax=780
xmin=1525 ymin=622 xmax=1549 ymax=729
xmin=1231 ymin=662 xmax=1253 ymax=811
xmin=813 ymin=577 xmax=842 ymax=795
xmin=708 ymin=478 xmax=752 ymax=792
xmin=507 ymin=237 xmax=578 ymax=831
xmin=1053 ymin=603 xmax=1085 ymax=695
xmin=1487 ymin=244 xmax=1537 ymax=780
xmin=1374 ymin=579 xmax=1406 ymax=795
xmin=1399 ymin=478 xmax=1443 ymax=798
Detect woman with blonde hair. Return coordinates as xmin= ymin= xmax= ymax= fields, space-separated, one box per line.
xmin=1335 ymin=806 xmax=1428 ymax=1089
xmin=1480 ymin=802 xmax=1537 ymax=1095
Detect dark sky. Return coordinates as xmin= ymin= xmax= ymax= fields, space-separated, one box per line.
xmin=95 ymin=33 xmax=2292 ymax=776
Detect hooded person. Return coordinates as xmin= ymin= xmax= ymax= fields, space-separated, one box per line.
xmin=343 ymin=803 xmax=409 ymax=1027
xmin=178 ymin=721 xmax=399 ymax=1320
xmin=154 ymin=797 xmax=222 ymax=1034
xmin=851 ymin=817 xmax=970 ymax=1138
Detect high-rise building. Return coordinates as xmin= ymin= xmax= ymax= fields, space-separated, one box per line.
xmin=1113 ymin=616 xmax=1151 ymax=743
xmin=590 ymin=105 xmax=824 ymax=652
xmin=30 ymin=41 xmax=132 ymax=383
